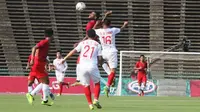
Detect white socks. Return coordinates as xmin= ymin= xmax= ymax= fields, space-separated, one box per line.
xmin=76 ymin=75 xmax=80 ymax=81
xmin=28 ymin=86 xmax=33 ymax=93
xmin=102 ymin=63 xmax=111 ymax=75
xmin=30 ymin=83 xmax=43 ymax=96
xmin=42 ymin=84 xmax=50 ymax=101
xmin=138 ymin=86 xmax=141 ymax=94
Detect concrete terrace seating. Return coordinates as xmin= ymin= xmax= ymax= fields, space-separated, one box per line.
xmin=0 ymin=0 xmax=199 ymax=79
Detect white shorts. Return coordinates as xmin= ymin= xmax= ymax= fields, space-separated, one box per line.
xmin=79 ymin=65 xmax=101 ymax=86
xmin=76 ymin=64 xmax=80 ymax=81
xmin=102 ymin=51 xmax=118 ymax=69
xmin=56 ymin=72 xmax=65 ymax=82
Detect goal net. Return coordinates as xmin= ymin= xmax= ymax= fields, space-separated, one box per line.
xmin=116 ymin=51 xmax=200 ymax=96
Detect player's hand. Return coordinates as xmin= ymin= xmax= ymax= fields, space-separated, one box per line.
xmin=30 ymin=59 xmax=34 ymax=66
xmin=105 ymin=11 xmax=112 ymax=16
xmin=124 ymin=21 xmax=128 ymax=25
xmin=26 ymin=66 xmax=29 ymax=70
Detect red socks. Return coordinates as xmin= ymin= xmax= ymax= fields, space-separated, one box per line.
xmin=84 ymin=86 xmax=92 ymax=105
xmin=59 ymin=83 xmax=63 ymax=95
xmin=107 ymin=72 xmax=115 ymax=87
xmin=94 ymin=82 xmax=100 ymax=100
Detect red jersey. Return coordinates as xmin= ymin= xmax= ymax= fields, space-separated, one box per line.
xmin=76 ymin=20 xmax=97 ymax=64
xmin=135 ymin=61 xmax=147 ymax=75
xmin=86 ymin=20 xmax=96 ymax=32
xmin=35 ymin=38 xmax=49 ymax=62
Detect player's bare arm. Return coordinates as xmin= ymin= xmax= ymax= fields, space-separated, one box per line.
xmin=62 ymin=49 xmax=77 ymax=64
xmin=102 ymin=11 xmax=112 ymax=22
xmin=120 ymin=21 xmax=128 ymax=31
xmin=26 ymin=62 xmax=30 ymax=70
xmin=30 ymin=46 xmax=38 ymax=66
xmin=93 ymin=11 xmax=112 ymax=29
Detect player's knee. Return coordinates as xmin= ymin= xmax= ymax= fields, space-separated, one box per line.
xmin=40 ymin=77 xmax=49 ymax=84
xmin=111 ymin=68 xmax=116 ymax=74
xmin=28 ymin=80 xmax=34 ymax=86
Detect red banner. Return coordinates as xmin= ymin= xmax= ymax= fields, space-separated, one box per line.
xmin=0 ymin=76 xmax=85 ymax=94
xmin=190 ymin=80 xmax=200 ymax=97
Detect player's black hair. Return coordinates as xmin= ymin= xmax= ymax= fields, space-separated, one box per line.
xmin=103 ymin=19 xmax=111 ymax=26
xmin=94 ymin=11 xmax=100 ymax=20
xmin=45 ymin=28 xmax=53 ymax=37
xmin=56 ymin=50 xmax=62 ymax=53
xmin=140 ymin=55 xmax=145 ymax=58
xmin=87 ymin=29 xmax=96 ymax=38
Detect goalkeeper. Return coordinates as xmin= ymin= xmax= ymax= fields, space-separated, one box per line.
xmin=134 ymin=55 xmax=147 ymax=96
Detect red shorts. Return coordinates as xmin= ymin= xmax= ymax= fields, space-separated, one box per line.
xmin=32 ymin=62 xmax=48 ymax=79
xmin=137 ymin=74 xmax=147 ymax=84
xmin=28 ymin=71 xmax=38 ymax=82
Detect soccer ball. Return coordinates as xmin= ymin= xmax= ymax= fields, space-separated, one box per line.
xmin=76 ymin=2 xmax=86 ymax=11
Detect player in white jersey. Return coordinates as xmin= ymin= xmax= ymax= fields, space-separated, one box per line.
xmin=61 ymin=29 xmax=102 ymax=110
xmin=95 ymin=20 xmax=128 ymax=97
xmin=52 ymin=50 xmax=69 ymax=96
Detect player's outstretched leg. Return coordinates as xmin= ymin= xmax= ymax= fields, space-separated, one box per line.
xmin=104 ymin=68 xmax=116 ymax=97
xmin=93 ymin=82 xmax=102 ymax=109
xmin=84 ymin=85 xmax=94 ymax=110
xmin=102 ymin=63 xmax=111 ymax=75
xmin=28 ymin=81 xmax=33 ymax=93
xmin=71 ymin=80 xmax=81 ymax=87
xmin=71 ymin=64 xmax=82 ymax=87
xmin=40 ymin=76 xmax=53 ymax=106
xmin=26 ymin=93 xmax=34 ymax=105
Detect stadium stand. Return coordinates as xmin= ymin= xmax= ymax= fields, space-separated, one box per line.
xmin=0 ymin=0 xmax=199 ymax=79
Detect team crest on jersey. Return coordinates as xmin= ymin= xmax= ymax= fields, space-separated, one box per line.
xmin=127 ymin=80 xmax=156 ymax=93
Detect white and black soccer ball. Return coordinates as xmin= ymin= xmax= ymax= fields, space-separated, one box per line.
xmin=76 ymin=2 xmax=86 ymax=11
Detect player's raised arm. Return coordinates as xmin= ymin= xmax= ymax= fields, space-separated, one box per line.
xmin=93 ymin=11 xmax=112 ymax=29
xmin=120 ymin=21 xmax=128 ymax=31
xmin=62 ymin=49 xmax=77 ymax=63
xmin=30 ymin=46 xmax=37 ymax=66
xmin=102 ymin=11 xmax=112 ymax=22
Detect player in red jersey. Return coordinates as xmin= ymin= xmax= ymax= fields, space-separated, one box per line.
xmin=26 ymin=28 xmax=54 ymax=105
xmin=26 ymin=55 xmax=55 ymax=100
xmin=134 ymin=55 xmax=147 ymax=96
xmin=71 ymin=11 xmax=112 ymax=87
xmin=27 ymin=55 xmax=39 ymax=93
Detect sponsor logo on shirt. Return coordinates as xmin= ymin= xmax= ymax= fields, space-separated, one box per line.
xmin=127 ymin=80 xmax=156 ymax=93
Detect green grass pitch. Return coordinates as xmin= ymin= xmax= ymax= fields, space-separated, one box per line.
xmin=0 ymin=95 xmax=200 ymax=112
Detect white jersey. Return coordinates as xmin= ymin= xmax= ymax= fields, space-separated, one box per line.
xmin=53 ymin=58 xmax=68 ymax=74
xmin=75 ymin=39 xmax=102 ymax=67
xmin=95 ymin=27 xmax=120 ymax=52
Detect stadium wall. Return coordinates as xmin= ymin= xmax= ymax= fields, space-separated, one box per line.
xmin=0 ymin=76 xmax=200 ymax=97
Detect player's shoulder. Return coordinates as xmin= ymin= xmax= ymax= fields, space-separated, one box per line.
xmin=95 ymin=28 xmax=103 ymax=32
xmin=111 ymin=27 xmax=120 ymax=30
xmin=53 ymin=58 xmax=57 ymax=62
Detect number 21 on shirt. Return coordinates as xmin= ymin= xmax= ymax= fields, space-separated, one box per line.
xmin=83 ymin=45 xmax=94 ymax=59
xmin=102 ymin=36 xmax=111 ymax=44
